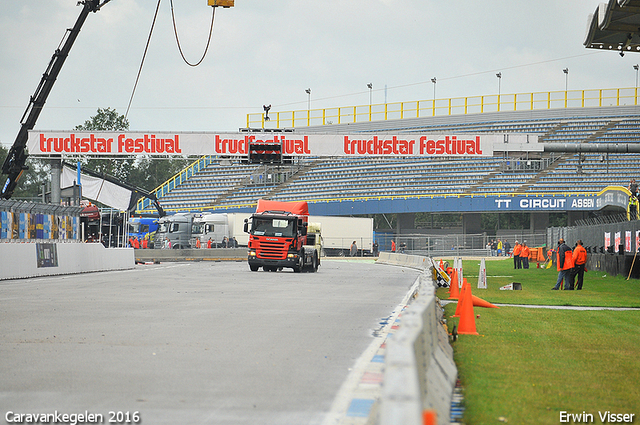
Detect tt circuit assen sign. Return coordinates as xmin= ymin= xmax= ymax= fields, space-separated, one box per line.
xmin=27 ymin=131 xmax=538 ymax=158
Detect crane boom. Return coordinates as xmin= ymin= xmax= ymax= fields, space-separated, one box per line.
xmin=1 ymin=0 xmax=106 ymax=199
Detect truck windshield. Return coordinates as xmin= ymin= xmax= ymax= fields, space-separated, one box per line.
xmin=158 ymin=222 xmax=169 ymax=233
xmin=192 ymin=223 xmax=203 ymax=235
xmin=251 ymin=217 xmax=295 ymax=237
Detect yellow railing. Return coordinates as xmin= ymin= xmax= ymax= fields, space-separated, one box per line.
xmin=135 ymin=155 xmax=216 ymax=213
xmin=246 ymin=87 xmax=640 ymax=129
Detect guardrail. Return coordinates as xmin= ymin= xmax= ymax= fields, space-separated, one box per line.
xmin=376 ymin=253 xmax=457 ymax=425
xmin=247 ymin=87 xmax=640 ymax=129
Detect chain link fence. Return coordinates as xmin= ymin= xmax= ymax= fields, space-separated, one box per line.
xmin=374 ymin=232 xmax=548 ymax=257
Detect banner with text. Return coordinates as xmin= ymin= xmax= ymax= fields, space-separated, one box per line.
xmin=28 ymin=131 xmax=539 ymax=157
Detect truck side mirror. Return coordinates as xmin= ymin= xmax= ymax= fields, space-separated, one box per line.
xmin=243 ymin=219 xmax=249 ymax=233
xmin=300 ymin=222 xmax=308 ymax=236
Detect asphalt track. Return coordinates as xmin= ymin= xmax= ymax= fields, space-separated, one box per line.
xmin=0 ymin=259 xmax=420 ymax=425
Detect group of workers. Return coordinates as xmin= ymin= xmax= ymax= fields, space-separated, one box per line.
xmin=128 ymin=236 xmax=148 ymax=249
xmin=128 ymin=235 xmax=239 ymax=249
xmin=193 ymin=236 xmax=238 ymax=249
xmin=551 ymin=238 xmax=588 ymax=290
xmin=511 ymin=241 xmax=531 ymax=269
xmin=493 ymin=238 xmax=589 ymax=290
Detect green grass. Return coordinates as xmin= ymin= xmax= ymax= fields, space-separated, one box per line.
xmin=437 ymin=258 xmax=640 ymax=425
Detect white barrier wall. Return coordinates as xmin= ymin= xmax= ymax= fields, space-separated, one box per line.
xmin=377 ymin=251 xmax=431 ymax=271
xmin=377 ymin=254 xmax=457 ymax=425
xmin=0 ymin=242 xmax=134 ymax=280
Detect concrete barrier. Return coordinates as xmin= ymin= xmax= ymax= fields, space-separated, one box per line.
xmin=0 ymin=242 xmax=134 ymax=280
xmin=133 ymin=248 xmax=247 ymax=263
xmin=378 ymin=255 xmax=457 ymax=425
xmin=376 ymin=252 xmax=430 ymax=271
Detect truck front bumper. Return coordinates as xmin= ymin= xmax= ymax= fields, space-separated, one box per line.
xmin=247 ymin=251 xmax=299 ymax=268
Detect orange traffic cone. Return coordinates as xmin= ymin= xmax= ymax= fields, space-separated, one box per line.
xmin=448 ymin=269 xmax=460 ymax=299
xmin=471 ymin=294 xmax=499 ymax=309
xmin=457 ymin=281 xmax=479 ymax=335
xmin=423 ymin=410 xmax=437 ymax=425
xmin=452 ymin=279 xmax=469 ymax=317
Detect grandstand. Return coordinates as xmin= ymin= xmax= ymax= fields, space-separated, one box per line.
xmin=136 ymin=100 xmax=640 ymax=224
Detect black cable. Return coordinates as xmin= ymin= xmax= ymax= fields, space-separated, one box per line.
xmin=125 ymin=0 xmax=163 ymax=119
xmin=170 ymin=0 xmax=216 ymax=67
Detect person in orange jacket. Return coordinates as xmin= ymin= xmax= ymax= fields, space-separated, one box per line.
xmin=512 ymin=241 xmax=522 ymax=269
xmin=520 ymin=242 xmax=530 ymax=269
xmin=552 ymin=238 xmax=574 ymax=290
xmin=570 ymin=240 xmax=588 ymax=290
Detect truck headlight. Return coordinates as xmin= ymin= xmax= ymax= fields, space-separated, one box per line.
xmin=287 ymin=253 xmax=297 ymax=259
xmin=249 ymin=251 xmax=257 ymax=257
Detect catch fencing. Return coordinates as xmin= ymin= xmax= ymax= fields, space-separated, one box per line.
xmin=549 ymin=217 xmax=640 ymax=278
xmin=0 ymin=199 xmax=81 ymax=242
xmin=374 ymin=232 xmax=547 ymax=258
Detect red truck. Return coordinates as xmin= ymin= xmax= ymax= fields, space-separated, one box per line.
xmin=244 ymin=199 xmax=320 ymax=272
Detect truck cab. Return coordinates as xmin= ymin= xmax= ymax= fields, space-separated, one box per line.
xmin=155 ymin=213 xmax=192 ymax=249
xmin=245 ymin=200 xmax=319 ymax=273
xmin=190 ymin=213 xmax=230 ymax=248
xmin=128 ymin=217 xmax=158 ymax=247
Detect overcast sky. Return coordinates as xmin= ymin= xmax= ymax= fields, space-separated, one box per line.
xmin=1 ymin=0 xmax=638 ymax=147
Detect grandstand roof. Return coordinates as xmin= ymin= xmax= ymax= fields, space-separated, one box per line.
xmin=584 ymin=0 xmax=640 ymax=54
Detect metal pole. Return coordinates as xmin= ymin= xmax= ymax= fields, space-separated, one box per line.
xmin=50 ymin=157 xmax=61 ymax=205
xmin=108 ymin=209 xmax=113 ymax=248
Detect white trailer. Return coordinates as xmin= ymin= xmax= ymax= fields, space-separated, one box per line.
xmin=308 ymin=215 xmax=374 ymax=256
xmin=227 ymin=213 xmax=252 ymax=246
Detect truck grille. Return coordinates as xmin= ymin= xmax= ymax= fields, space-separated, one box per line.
xmin=257 ymin=240 xmax=287 ymax=260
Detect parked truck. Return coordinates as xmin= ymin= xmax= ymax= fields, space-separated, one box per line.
xmin=128 ymin=217 xmax=158 ymax=246
xmin=244 ymin=199 xmax=320 ymax=272
xmin=154 ymin=213 xmax=193 ymax=249
xmin=152 ymin=212 xmax=250 ymax=249
xmin=191 ymin=213 xmax=238 ymax=248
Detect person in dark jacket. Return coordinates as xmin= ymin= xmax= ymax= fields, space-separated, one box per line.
xmin=503 ymin=240 xmax=511 ymax=257
xmin=552 ymin=239 xmax=574 ymax=290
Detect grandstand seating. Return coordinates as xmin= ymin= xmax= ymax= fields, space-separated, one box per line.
xmin=141 ymin=106 xmax=640 ymax=213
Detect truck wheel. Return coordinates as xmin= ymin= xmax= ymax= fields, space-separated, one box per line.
xmin=310 ymin=253 xmax=318 ymax=272
xmin=250 ymin=264 xmax=259 ymax=272
xmin=293 ymin=256 xmax=304 ymax=273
